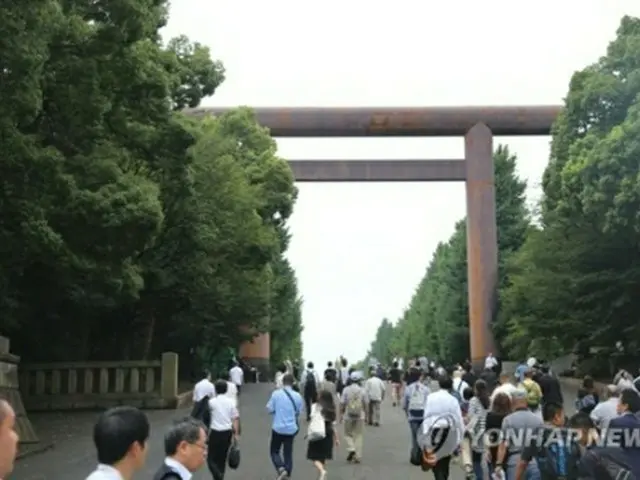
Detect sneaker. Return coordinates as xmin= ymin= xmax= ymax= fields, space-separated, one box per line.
xmin=318 ymin=471 xmax=327 ymax=480
xmin=276 ymin=467 xmax=288 ymax=480
xmin=346 ymin=451 xmax=355 ymax=462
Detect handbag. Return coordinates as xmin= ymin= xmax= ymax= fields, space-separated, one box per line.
xmin=307 ymin=403 xmax=326 ymax=441
xmin=227 ymin=438 xmax=240 ymax=470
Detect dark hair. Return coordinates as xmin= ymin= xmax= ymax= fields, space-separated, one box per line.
xmin=283 ymin=373 xmax=294 ymax=386
xmin=324 ymin=370 xmax=335 ymax=382
xmin=621 ymin=389 xmax=640 ymax=413
xmin=407 ymin=367 xmax=421 ymax=385
xmin=214 ymin=379 xmax=228 ymax=395
xmin=327 ymin=361 xmax=333 ymax=367
xmin=202 ymin=370 xmax=211 ymax=379
xmin=392 ymin=361 xmax=398 ymax=368
xmin=540 ymin=365 xmax=550 ymax=374
xmin=278 ymin=363 xmax=287 ymax=373
xmin=462 ymin=387 xmax=474 ymax=401
xmin=542 ymin=402 xmax=564 ymax=422
xmin=93 ymin=406 xmax=150 ymax=465
xmin=164 ymin=417 xmax=205 ymax=455
xmin=568 ymin=412 xmax=594 ymax=429
xmin=341 ymin=357 xmax=347 ymax=367
xmin=583 ymin=376 xmax=594 ymax=390
xmin=491 ymin=392 xmax=511 ymax=415
xmin=474 ymin=379 xmax=490 ymax=409
xmin=307 ymin=361 xmax=314 ymax=369
xmin=318 ymin=390 xmax=336 ymax=422
xmin=438 ymin=375 xmax=453 ymax=390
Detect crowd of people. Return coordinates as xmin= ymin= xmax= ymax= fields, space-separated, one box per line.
xmin=5 ymin=354 xmax=640 ymax=480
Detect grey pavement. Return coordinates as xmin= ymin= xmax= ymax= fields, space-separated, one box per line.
xmin=13 ymin=380 xmax=580 ymax=480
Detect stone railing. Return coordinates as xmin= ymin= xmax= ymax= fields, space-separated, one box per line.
xmin=20 ymin=352 xmax=179 ymax=411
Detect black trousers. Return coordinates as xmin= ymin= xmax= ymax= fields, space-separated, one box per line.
xmin=431 ymin=427 xmax=452 ymax=480
xmin=304 ymin=394 xmax=313 ymax=420
xmin=207 ymin=429 xmax=233 ymax=480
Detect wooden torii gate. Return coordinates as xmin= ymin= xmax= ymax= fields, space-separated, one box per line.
xmin=186 ymin=105 xmax=561 ymax=371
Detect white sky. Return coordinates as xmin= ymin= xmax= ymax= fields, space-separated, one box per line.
xmin=163 ymin=1 xmax=640 ymax=365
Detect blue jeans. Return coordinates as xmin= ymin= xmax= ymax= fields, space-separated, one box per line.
xmin=472 ymin=457 xmax=485 ymax=480
xmin=507 ymin=454 xmax=540 ymax=480
xmin=409 ymin=419 xmax=422 ymax=454
xmin=270 ymin=431 xmax=295 ymax=475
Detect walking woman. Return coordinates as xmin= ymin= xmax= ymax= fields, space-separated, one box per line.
xmin=484 ymin=392 xmax=512 ymax=478
xmin=466 ymin=379 xmax=490 ymax=480
xmin=307 ymin=390 xmax=339 ymax=480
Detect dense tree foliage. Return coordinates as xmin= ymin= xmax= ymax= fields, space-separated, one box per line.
xmin=362 ymin=17 xmax=640 ymax=372
xmin=0 ymin=0 xmax=302 ymax=372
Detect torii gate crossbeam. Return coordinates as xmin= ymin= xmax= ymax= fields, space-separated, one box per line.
xmin=185 ymin=105 xmax=561 ymax=371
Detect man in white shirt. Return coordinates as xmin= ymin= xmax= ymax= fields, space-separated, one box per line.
xmin=591 ymin=384 xmax=621 ymax=429
xmin=452 ymin=370 xmax=470 ymax=397
xmin=85 ymin=406 xmax=150 ymax=480
xmin=152 ymin=417 xmax=207 ymax=479
xmin=421 ymin=376 xmax=464 ymax=467
xmin=0 ymin=400 xmax=18 ymax=480
xmin=207 ymin=380 xmax=240 ymax=480
xmin=229 ymin=363 xmax=244 ymax=395
xmin=491 ymin=373 xmax=518 ymax=406
xmin=220 ymin=372 xmax=239 ymax=408
xmin=193 ymin=371 xmax=215 ymax=403
xmin=364 ymin=372 xmax=386 ymax=426
xmin=484 ymin=353 xmax=498 ymax=371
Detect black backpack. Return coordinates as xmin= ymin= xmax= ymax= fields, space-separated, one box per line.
xmin=582 ymin=448 xmax=636 ymax=480
xmin=190 ymin=396 xmax=211 ymax=427
xmin=304 ymin=370 xmax=317 ymax=397
xmin=535 ymin=429 xmax=582 ymax=479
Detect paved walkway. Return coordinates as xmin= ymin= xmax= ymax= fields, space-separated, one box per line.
xmin=14 ymin=381 xmax=580 ymax=480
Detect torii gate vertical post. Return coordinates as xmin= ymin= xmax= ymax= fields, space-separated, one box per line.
xmin=465 ymin=123 xmax=498 ymax=365
xmin=186 ymin=105 xmax=560 ymax=371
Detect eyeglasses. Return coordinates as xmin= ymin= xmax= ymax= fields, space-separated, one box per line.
xmin=190 ymin=442 xmax=208 ymax=451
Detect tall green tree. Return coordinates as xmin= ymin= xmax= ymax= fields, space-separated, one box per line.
xmin=502 ymin=17 xmax=640 ymax=368
xmin=0 ymin=0 xmax=303 ymax=371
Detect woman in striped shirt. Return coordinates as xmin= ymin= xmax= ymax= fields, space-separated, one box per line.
xmin=466 ymin=379 xmax=490 ymax=480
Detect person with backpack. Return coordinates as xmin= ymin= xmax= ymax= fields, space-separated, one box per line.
xmin=519 ymin=368 xmax=543 ymax=418
xmin=301 ymin=362 xmax=320 ymax=422
xmin=514 ymin=402 xmax=581 ymax=480
xmin=452 ymin=370 xmax=470 ymax=403
xmin=403 ymin=368 xmax=430 ymax=466
xmin=340 ymin=371 xmax=367 ymax=463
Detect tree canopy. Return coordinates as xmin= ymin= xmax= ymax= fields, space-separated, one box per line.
xmin=0 ymin=0 xmax=302 ymax=373
xmin=361 ymin=16 xmax=640 ymax=373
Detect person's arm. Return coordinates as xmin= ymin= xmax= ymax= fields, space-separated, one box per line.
xmin=516 ymin=445 xmax=537 ymax=480
xmin=495 ymin=417 xmax=510 ymax=472
xmin=266 ymin=393 xmax=275 ymax=414
xmin=402 ymin=385 xmax=410 ymax=412
xmin=231 ymin=407 xmax=240 ymax=437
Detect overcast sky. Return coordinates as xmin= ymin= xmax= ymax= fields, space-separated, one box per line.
xmin=163 ymin=1 xmax=640 ymax=365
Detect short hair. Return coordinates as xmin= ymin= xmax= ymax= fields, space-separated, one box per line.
xmin=621 ymin=388 xmax=640 ymax=413
xmin=93 ymin=406 xmax=150 ymax=465
xmin=307 ymin=361 xmax=314 ymax=369
xmin=214 ymin=380 xmax=228 ymax=395
xmin=462 ymin=387 xmax=474 ymax=401
xmin=283 ymin=373 xmax=294 ymax=386
xmin=568 ymin=412 xmax=594 ymax=429
xmin=542 ymin=402 xmax=564 ymax=422
xmin=164 ymin=417 xmax=205 ymax=455
xmin=438 ymin=375 xmax=453 ymax=390
xmin=327 ymin=361 xmax=333 ymax=367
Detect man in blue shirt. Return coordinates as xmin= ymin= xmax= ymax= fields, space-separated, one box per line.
xmin=266 ymin=373 xmax=303 ymax=480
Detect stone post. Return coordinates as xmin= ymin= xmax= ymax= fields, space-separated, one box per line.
xmin=160 ymin=352 xmax=178 ymax=404
xmin=0 ymin=336 xmax=39 ymax=444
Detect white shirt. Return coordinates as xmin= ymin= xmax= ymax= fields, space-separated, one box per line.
xmin=364 ymin=376 xmax=386 ymax=402
xmin=226 ymin=380 xmax=238 ymax=407
xmin=422 ymin=389 xmax=464 ymax=432
xmin=229 ymin=366 xmax=244 ymax=386
xmin=590 ymin=397 xmax=620 ymax=428
xmin=164 ymin=457 xmax=192 ymax=480
xmin=275 ymin=371 xmax=284 ymax=388
xmin=193 ymin=378 xmax=215 ymax=402
xmin=484 ymin=355 xmax=498 ymax=370
xmin=491 ymin=382 xmax=518 ymax=404
xmin=339 ymin=367 xmax=349 ymax=384
xmin=209 ymin=394 xmax=239 ymax=431
xmin=452 ymin=378 xmax=470 ymax=395
xmin=85 ymin=464 xmax=123 ymax=480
